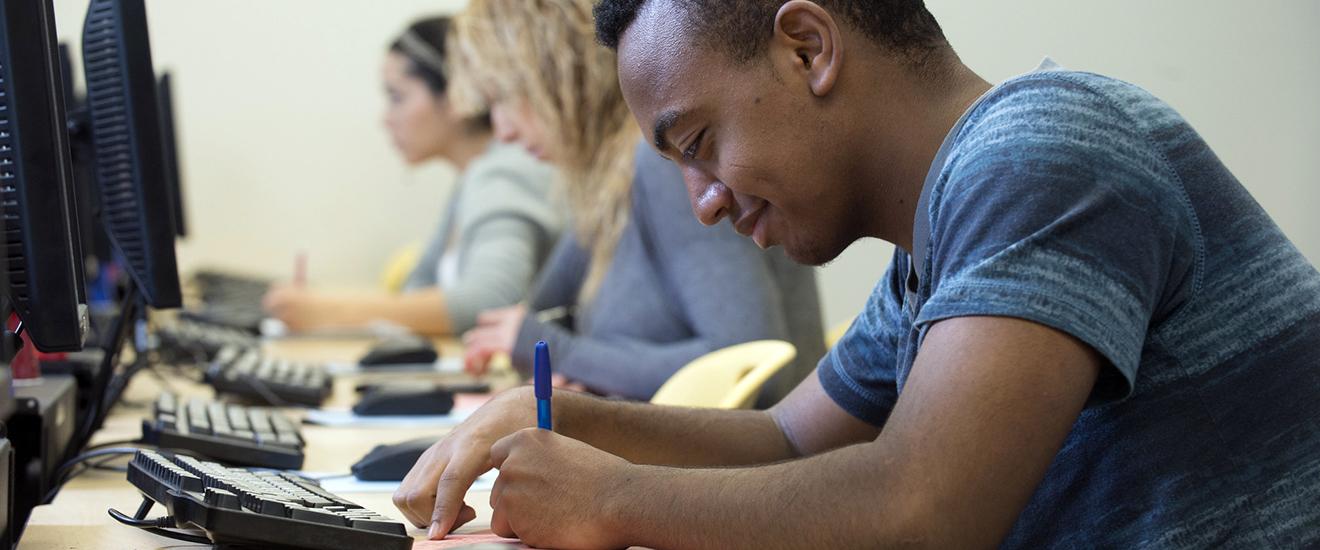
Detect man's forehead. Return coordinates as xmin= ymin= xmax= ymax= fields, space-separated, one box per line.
xmin=616 ymin=1 xmax=691 ymax=88
xmin=616 ymin=1 xmax=714 ymax=125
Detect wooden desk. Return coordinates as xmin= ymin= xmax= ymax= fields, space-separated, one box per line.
xmin=17 ymin=338 xmax=516 ymax=549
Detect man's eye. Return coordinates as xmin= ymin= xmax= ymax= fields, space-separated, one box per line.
xmin=682 ymin=129 xmax=706 ymax=160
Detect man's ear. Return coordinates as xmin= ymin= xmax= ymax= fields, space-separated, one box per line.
xmin=772 ymin=0 xmax=843 ymax=96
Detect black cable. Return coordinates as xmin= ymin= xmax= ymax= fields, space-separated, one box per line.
xmin=88 ymin=452 xmax=133 ymax=472
xmin=143 ymin=361 xmax=185 ymax=395
xmin=108 ymin=501 xmax=164 ymax=527
xmin=84 ymin=438 xmax=146 ymax=451
xmin=64 ymin=287 xmax=140 ymax=472
xmin=102 ymin=354 xmax=152 ymax=417
xmin=242 ymin=375 xmax=289 ymax=407
xmin=107 ymin=507 xmax=213 ymax=545
xmin=42 ymin=447 xmax=142 ymax=504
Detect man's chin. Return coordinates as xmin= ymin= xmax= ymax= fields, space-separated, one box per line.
xmin=781 ymin=239 xmax=846 ymax=267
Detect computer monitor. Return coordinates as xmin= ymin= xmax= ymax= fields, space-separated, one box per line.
xmin=0 ymin=0 xmax=90 ymax=353
xmin=156 ymin=72 xmax=186 ymax=239
xmin=81 ymin=0 xmax=182 ymax=309
xmin=56 ymin=43 xmax=77 ymax=110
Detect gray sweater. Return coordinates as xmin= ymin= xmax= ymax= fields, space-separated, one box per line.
xmin=403 ymin=142 xmax=561 ymax=332
xmin=513 ymin=143 xmax=824 ymax=404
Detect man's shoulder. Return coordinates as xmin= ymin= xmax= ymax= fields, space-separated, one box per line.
xmin=937 ymin=69 xmax=1188 ymax=212
xmin=958 ymin=69 xmax=1162 ymax=152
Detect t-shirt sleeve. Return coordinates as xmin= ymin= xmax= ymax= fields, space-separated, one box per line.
xmin=817 ymin=252 xmax=908 ymax=427
xmin=916 ymin=76 xmax=1198 ymax=403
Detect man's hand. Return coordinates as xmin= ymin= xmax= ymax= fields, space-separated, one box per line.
xmin=393 ymin=386 xmax=538 ymax=538
xmin=488 ymin=429 xmax=631 ymax=549
xmin=462 ymin=304 xmax=528 ymax=375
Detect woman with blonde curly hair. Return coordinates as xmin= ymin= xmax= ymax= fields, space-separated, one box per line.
xmin=455 ymin=0 xmax=824 ymax=402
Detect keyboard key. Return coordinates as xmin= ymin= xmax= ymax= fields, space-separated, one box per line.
xmin=350 ymin=517 xmax=409 ymax=536
xmin=289 ymin=506 xmax=349 ymax=526
xmin=142 ymin=393 xmax=305 ymax=469
xmin=156 ymin=393 xmax=176 ymax=415
xmin=204 ymin=488 xmax=241 ymax=509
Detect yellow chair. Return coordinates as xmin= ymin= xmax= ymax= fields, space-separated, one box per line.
xmin=650 ymin=340 xmax=797 ymax=409
xmin=825 ymin=317 xmax=855 ymax=349
xmin=379 ymin=241 xmax=424 ymax=292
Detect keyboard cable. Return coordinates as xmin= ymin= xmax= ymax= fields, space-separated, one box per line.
xmin=41 ymin=446 xmax=145 ymax=504
xmin=108 ymin=497 xmax=212 ymax=545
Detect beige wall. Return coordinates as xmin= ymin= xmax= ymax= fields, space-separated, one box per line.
xmin=55 ymin=1 xmax=1319 ymax=329
xmin=54 ymin=0 xmax=469 ymax=286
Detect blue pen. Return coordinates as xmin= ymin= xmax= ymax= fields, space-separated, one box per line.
xmin=534 ymin=340 xmax=552 ymax=430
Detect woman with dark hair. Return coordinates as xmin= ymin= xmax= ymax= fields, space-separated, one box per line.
xmin=264 ymin=17 xmax=561 ymax=336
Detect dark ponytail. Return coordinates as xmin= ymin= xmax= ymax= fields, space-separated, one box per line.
xmin=390 ymin=17 xmax=491 ymax=129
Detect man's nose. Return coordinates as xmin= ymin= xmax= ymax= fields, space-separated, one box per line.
xmin=685 ymin=168 xmax=733 ymax=226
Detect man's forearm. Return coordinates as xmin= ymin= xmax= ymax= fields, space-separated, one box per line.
xmin=608 ymin=442 xmax=897 ymax=550
xmin=555 ymin=391 xmax=797 ymax=467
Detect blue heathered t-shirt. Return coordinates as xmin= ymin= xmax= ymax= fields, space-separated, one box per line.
xmin=819 ymin=59 xmax=1320 ymax=547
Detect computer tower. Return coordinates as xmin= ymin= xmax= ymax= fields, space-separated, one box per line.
xmin=8 ymin=374 xmax=76 ymax=541
xmin=0 ymin=367 xmax=13 ymax=422
xmin=1 ymin=365 xmax=12 ymax=550
xmin=0 ymin=437 xmax=12 ymax=550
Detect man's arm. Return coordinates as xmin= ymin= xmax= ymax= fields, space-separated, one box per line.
xmin=395 ymin=366 xmax=877 ymax=536
xmin=487 ymin=316 xmax=1102 ymax=549
xmin=566 ymin=369 xmax=880 ymax=465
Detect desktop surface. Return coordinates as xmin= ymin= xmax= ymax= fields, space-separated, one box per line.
xmin=16 ymin=336 xmax=520 ymax=549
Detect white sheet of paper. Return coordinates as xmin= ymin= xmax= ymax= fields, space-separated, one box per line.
xmin=302 ymin=407 xmax=474 ymax=427
xmin=311 ymin=471 xmax=497 ymax=494
xmin=323 ymin=357 xmax=465 ymax=376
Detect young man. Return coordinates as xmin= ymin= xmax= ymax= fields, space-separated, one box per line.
xmin=394 ymin=1 xmax=1320 ymax=547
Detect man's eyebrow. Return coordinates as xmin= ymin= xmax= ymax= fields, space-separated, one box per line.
xmin=652 ymin=110 xmax=681 ymax=152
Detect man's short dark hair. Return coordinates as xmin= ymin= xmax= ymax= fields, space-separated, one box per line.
xmin=595 ymin=0 xmax=947 ymax=67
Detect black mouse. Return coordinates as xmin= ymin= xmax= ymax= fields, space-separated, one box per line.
xmin=351 ymin=437 xmax=436 ymax=481
xmin=358 ymin=335 xmax=438 ymax=366
xmin=352 ymin=386 xmax=455 ymax=416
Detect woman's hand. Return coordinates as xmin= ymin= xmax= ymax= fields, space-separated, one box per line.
xmin=262 ymin=284 xmax=343 ymax=332
xmin=462 ymin=304 xmax=528 ymax=375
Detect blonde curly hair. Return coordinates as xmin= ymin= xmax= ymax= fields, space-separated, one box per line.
xmin=448 ymin=0 xmax=640 ymax=300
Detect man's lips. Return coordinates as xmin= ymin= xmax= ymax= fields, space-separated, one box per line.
xmin=733 ymin=203 xmax=766 ymax=237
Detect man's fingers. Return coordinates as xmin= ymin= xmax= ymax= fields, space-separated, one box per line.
xmin=393 ymin=448 xmax=446 ymax=528
xmin=452 ymin=504 xmax=478 ymax=532
xmin=489 ymin=494 xmax=515 ymax=539
xmin=429 ymin=454 xmax=489 ymax=538
xmin=489 ymin=431 xmax=524 ymax=469
xmin=489 ymin=470 xmax=507 ymax=510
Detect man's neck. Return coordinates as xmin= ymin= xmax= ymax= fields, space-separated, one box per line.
xmin=855 ymin=59 xmax=991 ymax=253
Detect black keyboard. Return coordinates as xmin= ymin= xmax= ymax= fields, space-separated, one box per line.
xmin=193 ymin=270 xmax=272 ymax=303
xmin=178 ymin=306 xmax=266 ymax=335
xmin=125 ymin=450 xmax=412 ymax=550
xmin=141 ymin=392 xmax=305 ymax=469
xmin=206 ymin=345 xmax=332 ymax=407
xmin=182 ymin=270 xmax=273 ymax=333
xmin=156 ymin=318 xmax=260 ymax=360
